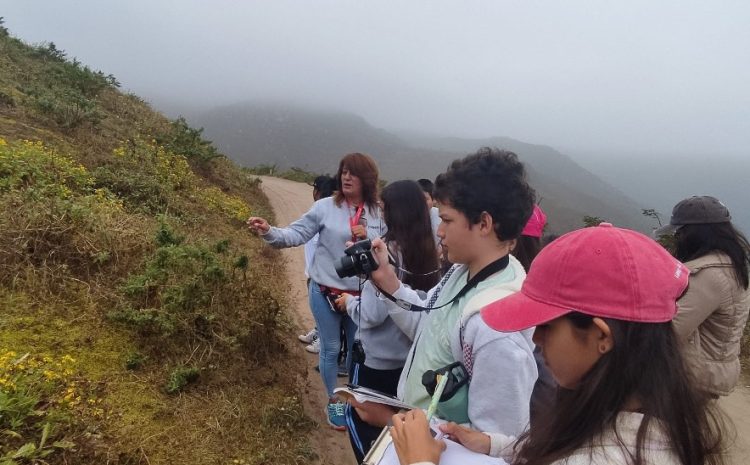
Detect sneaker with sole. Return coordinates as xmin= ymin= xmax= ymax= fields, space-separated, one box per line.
xmin=298 ymin=328 xmax=318 ymax=344
xmin=304 ymin=337 xmax=320 ymax=354
xmin=326 ymin=401 xmax=347 ymax=431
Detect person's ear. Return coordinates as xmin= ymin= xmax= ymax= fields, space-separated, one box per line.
xmin=478 ymin=211 xmax=494 ymax=236
xmin=591 ymin=317 xmax=614 ymax=354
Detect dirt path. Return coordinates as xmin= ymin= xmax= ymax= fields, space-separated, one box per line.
xmin=721 ymin=377 xmax=750 ymax=463
xmin=257 ymin=176 xmax=356 ymax=465
xmin=258 ymin=175 xmax=750 ymax=465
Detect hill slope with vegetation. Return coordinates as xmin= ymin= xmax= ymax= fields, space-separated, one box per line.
xmin=0 ymin=20 xmax=314 ymax=465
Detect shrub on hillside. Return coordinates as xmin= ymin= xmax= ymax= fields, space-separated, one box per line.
xmin=156 ymin=117 xmax=221 ymax=164
xmin=94 ymin=138 xmax=251 ymax=222
xmin=92 ymin=138 xmax=195 ymax=214
xmin=0 ymin=139 xmax=148 ymax=284
xmin=0 ymin=35 xmax=118 ymax=130
xmin=110 ymin=221 xmax=285 ymax=360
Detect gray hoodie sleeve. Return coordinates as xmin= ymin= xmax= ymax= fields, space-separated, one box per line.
xmin=346 ymin=282 xmax=390 ymax=329
xmin=462 ymin=316 xmax=537 ymax=436
xmin=377 ymin=282 xmax=434 ymax=340
xmin=262 ymin=201 xmax=323 ymax=248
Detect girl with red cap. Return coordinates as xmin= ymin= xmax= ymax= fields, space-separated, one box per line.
xmin=390 ymin=224 xmax=727 ymax=465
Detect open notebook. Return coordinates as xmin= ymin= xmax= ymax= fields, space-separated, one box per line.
xmin=364 ymin=421 xmax=509 ymax=465
xmin=334 ymin=384 xmax=415 ymax=410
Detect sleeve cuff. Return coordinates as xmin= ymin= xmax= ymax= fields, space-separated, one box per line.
xmin=486 ymin=431 xmax=516 ymax=458
xmin=376 ymin=282 xmax=407 ymax=301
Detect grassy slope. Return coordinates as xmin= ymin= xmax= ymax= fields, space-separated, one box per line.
xmin=0 ymin=24 xmax=314 ymax=465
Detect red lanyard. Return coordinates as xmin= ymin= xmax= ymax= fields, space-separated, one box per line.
xmin=348 ymin=202 xmax=365 ymax=240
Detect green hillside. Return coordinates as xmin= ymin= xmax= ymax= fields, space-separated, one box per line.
xmin=0 ymin=20 xmax=314 ymax=464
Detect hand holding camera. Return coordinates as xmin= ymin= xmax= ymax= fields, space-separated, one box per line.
xmin=335 ymin=239 xmax=380 ymax=278
xmin=369 ymin=238 xmax=400 ymax=294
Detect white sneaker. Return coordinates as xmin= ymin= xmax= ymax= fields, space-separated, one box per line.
xmin=305 ymin=337 xmax=320 ymax=354
xmin=298 ymin=328 xmax=318 ymax=344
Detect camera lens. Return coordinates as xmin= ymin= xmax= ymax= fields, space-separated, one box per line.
xmin=335 ymin=255 xmax=358 ymax=278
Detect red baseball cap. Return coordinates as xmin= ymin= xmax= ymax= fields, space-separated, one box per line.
xmin=481 ymin=223 xmax=689 ymax=332
xmin=521 ymin=205 xmax=547 ymax=238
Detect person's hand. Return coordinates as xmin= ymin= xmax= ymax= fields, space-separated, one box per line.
xmin=391 ymin=410 xmax=445 ymax=465
xmin=246 ymin=216 xmax=270 ymax=234
xmin=370 ymin=238 xmax=400 ymax=294
xmin=351 ymin=224 xmax=367 ymax=240
xmin=438 ymin=422 xmax=491 ymax=455
xmin=349 ymin=398 xmax=398 ymax=428
xmin=334 ymin=293 xmax=350 ymax=313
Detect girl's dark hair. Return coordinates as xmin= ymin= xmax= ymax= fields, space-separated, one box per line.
xmin=333 ymin=152 xmax=380 ymax=212
xmin=381 ymin=180 xmax=440 ymax=292
xmin=433 ymin=147 xmax=535 ymax=241
xmin=673 ymin=222 xmax=750 ymax=289
xmin=514 ymin=313 xmax=726 ymax=465
xmin=512 ymin=235 xmax=542 ymax=272
xmin=313 ymin=175 xmax=336 ymax=199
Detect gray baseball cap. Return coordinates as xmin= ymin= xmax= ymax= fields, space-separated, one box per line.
xmin=654 ymin=195 xmax=732 ymax=237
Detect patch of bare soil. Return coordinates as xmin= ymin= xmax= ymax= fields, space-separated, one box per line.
xmin=720 ymin=375 xmax=750 ymax=464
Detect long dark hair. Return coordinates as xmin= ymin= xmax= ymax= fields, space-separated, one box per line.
xmin=381 ymin=180 xmax=440 ymax=292
xmin=514 ymin=313 xmax=726 ymax=465
xmin=333 ymin=152 xmax=380 ymax=213
xmin=512 ymin=235 xmax=542 ymax=272
xmin=673 ymin=223 xmax=750 ymax=289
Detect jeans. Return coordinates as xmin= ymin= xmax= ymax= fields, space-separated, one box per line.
xmin=308 ymin=280 xmax=357 ymax=397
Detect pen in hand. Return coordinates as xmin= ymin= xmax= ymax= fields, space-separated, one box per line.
xmin=425 ymin=373 xmax=449 ymax=423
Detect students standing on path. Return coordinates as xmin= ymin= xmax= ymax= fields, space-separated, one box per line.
xmin=247 ymin=153 xmax=386 ymax=430
xmin=334 ymin=180 xmax=440 ymax=462
xmin=298 ymin=175 xmax=337 ymax=353
xmin=656 ymin=195 xmax=750 ymax=397
xmin=391 ymin=224 xmax=727 ymax=465
xmin=353 ymin=148 xmax=538 ymax=438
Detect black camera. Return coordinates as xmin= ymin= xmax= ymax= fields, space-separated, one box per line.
xmin=351 ymin=339 xmax=366 ymax=365
xmin=335 ymin=239 xmax=379 ymax=278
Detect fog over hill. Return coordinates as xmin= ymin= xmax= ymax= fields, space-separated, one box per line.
xmin=185 ymin=101 xmax=652 ymax=233
xmin=569 ymin=150 xmax=750 ymax=235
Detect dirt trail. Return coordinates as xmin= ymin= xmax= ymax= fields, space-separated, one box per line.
xmin=258 ymin=175 xmax=750 ymax=465
xmin=257 ymin=176 xmax=356 ymax=465
xmin=722 ymin=378 xmax=750 ymax=463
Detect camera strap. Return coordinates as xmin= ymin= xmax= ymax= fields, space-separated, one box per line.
xmin=373 ymin=254 xmax=510 ymax=313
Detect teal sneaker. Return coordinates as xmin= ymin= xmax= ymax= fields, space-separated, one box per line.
xmin=326 ymin=401 xmax=347 ymax=431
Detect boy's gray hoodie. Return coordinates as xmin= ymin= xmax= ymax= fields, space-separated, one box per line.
xmin=382 ymin=256 xmax=537 ymax=437
xmin=262 ymin=197 xmax=386 ymax=290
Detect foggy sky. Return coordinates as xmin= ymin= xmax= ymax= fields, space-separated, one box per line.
xmin=3 ymin=1 xmax=749 ymax=156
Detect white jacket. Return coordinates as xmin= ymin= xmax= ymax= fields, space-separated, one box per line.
xmin=413 ymin=412 xmax=680 ymax=465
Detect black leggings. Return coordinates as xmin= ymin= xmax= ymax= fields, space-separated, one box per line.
xmin=344 ymin=362 xmax=403 ymax=463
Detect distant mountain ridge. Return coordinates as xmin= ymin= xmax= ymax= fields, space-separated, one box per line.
xmin=189 ymin=101 xmax=652 ymax=233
